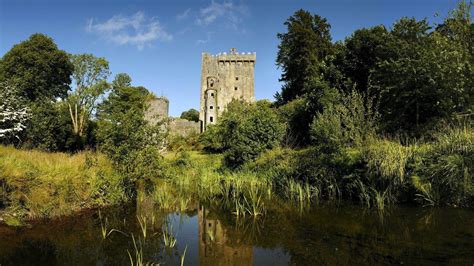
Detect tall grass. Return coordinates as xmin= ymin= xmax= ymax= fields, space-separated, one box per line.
xmin=0 ymin=146 xmax=127 ymax=221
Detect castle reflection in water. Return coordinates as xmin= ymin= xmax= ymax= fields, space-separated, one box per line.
xmin=198 ymin=206 xmax=253 ymax=266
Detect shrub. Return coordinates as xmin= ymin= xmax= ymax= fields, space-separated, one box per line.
xmin=412 ymin=122 xmax=474 ymax=206
xmin=216 ymin=100 xmax=286 ymax=169
xmin=167 ymin=131 xmax=201 ymax=151
xmin=310 ymin=89 xmax=379 ymax=150
xmin=199 ymin=124 xmax=224 ymax=152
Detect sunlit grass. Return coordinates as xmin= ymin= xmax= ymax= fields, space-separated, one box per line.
xmin=0 ymin=145 xmax=126 ymax=221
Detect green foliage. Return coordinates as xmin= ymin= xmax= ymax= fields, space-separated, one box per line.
xmin=203 ymin=100 xmax=285 ymax=168
xmin=0 ymin=33 xmax=73 ymax=101
xmin=370 ymin=16 xmax=472 ymax=134
xmin=276 ymin=9 xmax=334 ymax=104
xmin=199 ymin=124 xmax=224 ymax=152
xmin=167 ymin=132 xmax=201 ymax=151
xmin=277 ymin=2 xmax=473 ymax=138
xmin=335 ymin=25 xmax=391 ymax=93
xmin=412 ymin=122 xmax=474 ymax=206
xmin=180 ymin=108 xmax=199 ymax=122
xmin=68 ymin=54 xmax=111 ymax=137
xmin=310 ymin=89 xmax=379 ymax=151
xmin=112 ymin=73 xmax=132 ymax=89
xmin=97 ymin=82 xmax=165 ymax=188
xmin=22 ymin=100 xmax=73 ymax=151
xmin=277 ymin=98 xmax=311 ymax=147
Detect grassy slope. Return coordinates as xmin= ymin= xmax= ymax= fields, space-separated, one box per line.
xmin=0 ymin=146 xmax=126 ymax=224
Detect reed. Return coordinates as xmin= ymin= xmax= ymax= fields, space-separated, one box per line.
xmin=162 ymin=222 xmax=177 ymax=249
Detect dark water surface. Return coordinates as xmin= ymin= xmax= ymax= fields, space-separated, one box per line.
xmin=0 ymin=202 xmax=473 ymax=265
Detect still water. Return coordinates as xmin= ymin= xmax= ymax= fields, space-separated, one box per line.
xmin=0 ymin=202 xmax=473 ymax=265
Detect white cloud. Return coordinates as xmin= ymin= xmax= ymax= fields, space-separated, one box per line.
xmin=176 ymin=8 xmax=191 ymax=21
xmin=86 ymin=11 xmax=172 ymax=50
xmin=196 ymin=32 xmax=213 ymax=45
xmin=196 ymin=1 xmax=249 ymax=30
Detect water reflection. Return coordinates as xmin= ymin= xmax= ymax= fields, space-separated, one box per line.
xmin=0 ymin=202 xmax=473 ymax=265
xmin=199 ymin=206 xmax=253 ymax=265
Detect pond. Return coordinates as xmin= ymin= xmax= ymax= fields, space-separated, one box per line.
xmin=0 ymin=201 xmax=473 ymax=265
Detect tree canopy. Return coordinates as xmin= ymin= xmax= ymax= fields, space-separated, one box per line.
xmin=180 ymin=108 xmax=199 ymax=122
xmin=0 ymin=33 xmax=73 ymax=101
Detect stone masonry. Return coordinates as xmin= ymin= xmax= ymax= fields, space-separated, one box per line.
xmin=199 ymin=48 xmax=256 ymax=132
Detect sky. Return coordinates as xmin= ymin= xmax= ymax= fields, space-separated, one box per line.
xmin=0 ymin=0 xmax=459 ymax=116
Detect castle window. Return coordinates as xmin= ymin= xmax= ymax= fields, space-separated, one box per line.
xmin=234 ymin=87 xmax=238 ymax=91
xmin=211 ymin=93 xmax=214 ymax=97
xmin=210 ymin=116 xmax=213 ymax=122
xmin=235 ymin=77 xmax=239 ymax=81
xmin=210 ymin=106 xmax=213 ymax=109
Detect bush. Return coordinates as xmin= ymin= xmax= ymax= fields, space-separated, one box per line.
xmin=310 ymin=89 xmax=379 ymax=151
xmin=412 ymin=122 xmax=474 ymax=206
xmin=199 ymin=124 xmax=224 ymax=152
xmin=168 ymin=131 xmax=201 ymax=151
xmin=208 ymin=100 xmax=285 ymax=169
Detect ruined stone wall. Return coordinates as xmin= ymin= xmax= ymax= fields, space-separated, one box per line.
xmin=169 ymin=118 xmax=200 ymax=137
xmin=145 ymin=97 xmax=169 ymax=124
xmin=199 ymin=48 xmax=256 ymax=131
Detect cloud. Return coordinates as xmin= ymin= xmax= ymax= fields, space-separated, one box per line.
xmin=86 ymin=11 xmax=172 ymax=50
xmin=196 ymin=1 xmax=249 ymax=30
xmin=196 ymin=32 xmax=213 ymax=45
xmin=176 ymin=8 xmax=191 ymax=21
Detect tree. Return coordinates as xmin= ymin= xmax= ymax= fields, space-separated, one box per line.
xmin=112 ymin=73 xmax=132 ymax=89
xmin=276 ymin=9 xmax=333 ymax=104
xmin=0 ymin=34 xmax=73 ymax=101
xmin=371 ymin=16 xmax=473 ymax=134
xmin=180 ymin=108 xmax=199 ymax=122
xmin=202 ymin=100 xmax=285 ymax=168
xmin=97 ymin=82 xmax=164 ymax=186
xmin=68 ymin=54 xmax=111 ymax=137
xmin=23 ymin=100 xmax=76 ymax=151
xmin=336 ymin=26 xmax=391 ymax=93
xmin=0 ymin=82 xmax=30 ymax=144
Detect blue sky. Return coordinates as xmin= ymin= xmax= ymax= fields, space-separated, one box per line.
xmin=0 ymin=0 xmax=458 ymax=116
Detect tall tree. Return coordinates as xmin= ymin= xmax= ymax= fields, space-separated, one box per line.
xmin=336 ymin=25 xmax=391 ymax=93
xmin=68 ymin=54 xmax=110 ymax=137
xmin=0 ymin=34 xmax=73 ymax=101
xmin=276 ymin=9 xmax=333 ymax=105
xmin=371 ymin=15 xmax=473 ymax=133
xmin=112 ymin=73 xmax=132 ymax=90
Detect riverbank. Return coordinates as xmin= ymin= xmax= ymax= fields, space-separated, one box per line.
xmin=155 ymin=122 xmax=473 ymax=215
xmin=0 ymin=146 xmax=127 ymax=225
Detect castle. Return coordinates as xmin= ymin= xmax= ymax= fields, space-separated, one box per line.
xmin=145 ymin=48 xmax=256 ymax=134
xmin=199 ymin=48 xmax=256 ymax=131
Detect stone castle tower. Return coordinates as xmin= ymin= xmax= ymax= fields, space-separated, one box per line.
xmin=199 ymin=48 xmax=256 ymax=131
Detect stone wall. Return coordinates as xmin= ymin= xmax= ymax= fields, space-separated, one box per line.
xmin=199 ymin=48 xmax=256 ymax=131
xmin=169 ymin=118 xmax=200 ymax=137
xmin=145 ymin=97 xmax=169 ymax=124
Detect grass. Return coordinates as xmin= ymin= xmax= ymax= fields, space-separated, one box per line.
xmin=0 ymin=145 xmax=127 ymax=222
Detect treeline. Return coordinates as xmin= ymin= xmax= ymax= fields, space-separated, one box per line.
xmin=200 ymin=2 xmax=473 ymax=208
xmin=0 ymin=34 xmax=165 ymax=195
